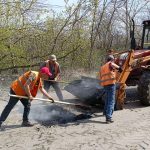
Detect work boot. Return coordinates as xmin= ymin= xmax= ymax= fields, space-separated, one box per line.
xmin=103 ymin=111 xmax=106 ymax=116
xmin=106 ymin=118 xmax=114 ymax=124
xmin=0 ymin=122 xmax=5 ymax=131
xmin=21 ymin=121 xmax=34 ymax=127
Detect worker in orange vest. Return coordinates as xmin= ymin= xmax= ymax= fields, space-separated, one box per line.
xmin=41 ymin=54 xmax=63 ymax=101
xmin=100 ymin=55 xmax=122 ymax=124
xmin=0 ymin=67 xmax=54 ymax=128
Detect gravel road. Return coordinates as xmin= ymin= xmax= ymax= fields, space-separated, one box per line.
xmin=0 ymin=85 xmax=150 ymax=150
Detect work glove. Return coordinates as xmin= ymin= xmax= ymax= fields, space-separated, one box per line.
xmin=29 ymin=95 xmax=33 ymax=101
xmin=54 ymin=77 xmax=58 ymax=81
xmin=49 ymin=97 xmax=54 ymax=103
xmin=118 ymin=67 xmax=123 ymax=73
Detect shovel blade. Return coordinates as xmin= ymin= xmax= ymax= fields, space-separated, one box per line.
xmin=64 ymin=76 xmax=105 ymax=105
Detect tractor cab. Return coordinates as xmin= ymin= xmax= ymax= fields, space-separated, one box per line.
xmin=130 ymin=19 xmax=150 ymax=50
xmin=118 ymin=20 xmax=150 ymax=86
xmin=142 ymin=20 xmax=150 ymax=50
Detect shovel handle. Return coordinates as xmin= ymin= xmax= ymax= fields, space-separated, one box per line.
xmin=44 ymin=79 xmax=70 ymax=84
xmin=8 ymin=94 xmax=89 ymax=107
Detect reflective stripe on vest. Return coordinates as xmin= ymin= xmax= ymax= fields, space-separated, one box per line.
xmin=46 ymin=61 xmax=59 ymax=78
xmin=100 ymin=77 xmax=115 ymax=83
xmin=11 ymin=71 xmax=40 ymax=97
xmin=100 ymin=62 xmax=116 ymax=86
xmin=17 ymin=73 xmax=35 ymax=91
xmin=17 ymin=74 xmax=29 ymax=94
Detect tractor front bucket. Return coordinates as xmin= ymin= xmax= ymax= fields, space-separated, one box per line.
xmin=64 ymin=76 xmax=105 ymax=106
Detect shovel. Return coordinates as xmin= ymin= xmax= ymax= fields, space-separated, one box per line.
xmin=43 ymin=79 xmax=71 ymax=84
xmin=9 ymin=94 xmax=91 ymax=108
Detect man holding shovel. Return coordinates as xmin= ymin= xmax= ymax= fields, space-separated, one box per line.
xmin=0 ymin=67 xmax=54 ymax=128
xmin=100 ymin=55 xmax=122 ymax=124
xmin=41 ymin=54 xmax=63 ymax=101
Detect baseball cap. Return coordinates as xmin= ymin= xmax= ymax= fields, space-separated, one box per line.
xmin=49 ymin=54 xmax=57 ymax=61
xmin=40 ymin=67 xmax=52 ymax=76
xmin=107 ymin=55 xmax=115 ymax=62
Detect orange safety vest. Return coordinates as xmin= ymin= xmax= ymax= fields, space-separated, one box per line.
xmin=11 ymin=71 xmax=42 ymax=97
xmin=100 ymin=62 xmax=116 ymax=86
xmin=46 ymin=61 xmax=60 ymax=79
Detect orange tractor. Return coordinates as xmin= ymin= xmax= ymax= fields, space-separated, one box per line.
xmin=65 ymin=20 xmax=150 ymax=110
xmin=115 ymin=20 xmax=150 ymax=109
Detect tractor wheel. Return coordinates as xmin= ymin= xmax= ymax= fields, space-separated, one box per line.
xmin=138 ymin=71 xmax=150 ymax=105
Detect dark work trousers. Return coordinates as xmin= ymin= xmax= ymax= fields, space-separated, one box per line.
xmin=44 ymin=80 xmax=63 ymax=101
xmin=0 ymin=88 xmax=31 ymax=124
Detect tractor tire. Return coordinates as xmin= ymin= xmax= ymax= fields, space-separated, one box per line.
xmin=138 ymin=71 xmax=150 ymax=105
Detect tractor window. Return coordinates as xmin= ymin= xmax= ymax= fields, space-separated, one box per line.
xmin=143 ymin=27 xmax=150 ymax=49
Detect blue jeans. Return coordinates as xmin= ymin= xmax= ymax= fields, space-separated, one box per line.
xmin=104 ymin=84 xmax=116 ymax=120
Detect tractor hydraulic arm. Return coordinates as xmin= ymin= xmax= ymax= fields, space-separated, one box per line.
xmin=116 ymin=50 xmax=150 ymax=110
xmin=116 ymin=50 xmax=135 ymax=109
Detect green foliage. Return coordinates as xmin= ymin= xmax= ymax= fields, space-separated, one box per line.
xmin=0 ymin=0 xmax=149 ymax=73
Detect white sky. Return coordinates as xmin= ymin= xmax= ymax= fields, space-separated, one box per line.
xmin=46 ymin=0 xmax=77 ymax=7
xmin=37 ymin=0 xmax=78 ymax=19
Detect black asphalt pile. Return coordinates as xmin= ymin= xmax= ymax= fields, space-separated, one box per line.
xmin=30 ymin=104 xmax=92 ymax=126
xmin=64 ymin=76 xmax=104 ymax=105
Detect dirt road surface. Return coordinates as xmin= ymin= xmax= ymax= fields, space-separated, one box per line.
xmin=0 ymin=86 xmax=150 ymax=150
